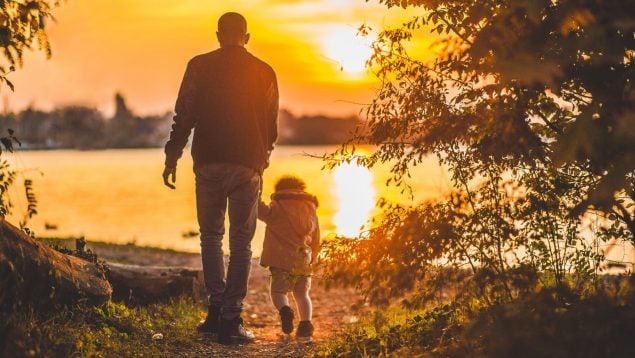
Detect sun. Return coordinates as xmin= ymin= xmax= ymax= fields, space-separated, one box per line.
xmin=323 ymin=26 xmax=374 ymax=75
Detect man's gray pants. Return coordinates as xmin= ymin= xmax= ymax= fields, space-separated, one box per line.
xmin=194 ymin=162 xmax=260 ymax=320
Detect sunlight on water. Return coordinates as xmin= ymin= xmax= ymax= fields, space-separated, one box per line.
xmin=332 ymin=161 xmax=376 ymax=237
xmin=4 ymin=147 xmax=445 ymax=254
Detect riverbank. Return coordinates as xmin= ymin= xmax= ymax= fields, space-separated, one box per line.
xmin=16 ymin=237 xmax=368 ymax=357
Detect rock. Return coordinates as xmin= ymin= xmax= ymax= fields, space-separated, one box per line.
xmin=152 ymin=333 xmax=164 ymax=341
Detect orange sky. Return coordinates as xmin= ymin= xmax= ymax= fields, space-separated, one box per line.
xmin=3 ymin=0 xmax=429 ymax=117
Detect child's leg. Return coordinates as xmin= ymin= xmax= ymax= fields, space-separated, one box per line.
xmin=271 ymin=291 xmax=289 ymax=310
xmin=270 ymin=268 xmax=291 ymax=310
xmin=270 ymin=267 xmax=295 ymax=334
xmin=292 ymin=276 xmax=312 ymax=321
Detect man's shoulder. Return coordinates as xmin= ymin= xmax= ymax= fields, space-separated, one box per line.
xmin=246 ymin=52 xmax=276 ymax=76
xmin=188 ymin=50 xmax=220 ymax=66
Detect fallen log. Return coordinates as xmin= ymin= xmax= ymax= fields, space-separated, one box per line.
xmin=0 ymin=219 xmax=112 ymax=312
xmin=107 ymin=262 xmax=206 ymax=304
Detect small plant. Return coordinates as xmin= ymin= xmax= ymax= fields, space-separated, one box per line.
xmin=0 ymin=128 xmax=39 ymax=237
xmin=48 ymin=237 xmax=110 ymax=278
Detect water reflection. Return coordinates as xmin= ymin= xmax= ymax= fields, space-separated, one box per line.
xmin=5 ymin=147 xmax=443 ymax=253
xmin=332 ymin=161 xmax=376 ymax=237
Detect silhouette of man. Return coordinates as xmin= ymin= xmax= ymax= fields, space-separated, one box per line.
xmin=163 ymin=12 xmax=278 ymax=344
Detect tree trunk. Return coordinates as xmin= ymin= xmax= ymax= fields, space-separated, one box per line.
xmin=107 ymin=263 xmax=205 ymax=304
xmin=0 ymin=219 xmax=112 ymax=311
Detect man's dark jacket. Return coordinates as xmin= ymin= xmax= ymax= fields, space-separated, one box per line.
xmin=164 ymin=46 xmax=278 ymax=172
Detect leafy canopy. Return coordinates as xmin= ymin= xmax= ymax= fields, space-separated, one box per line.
xmin=0 ymin=0 xmax=58 ymax=227
xmin=323 ymin=0 xmax=635 ymax=304
xmin=345 ymin=0 xmax=634 ymax=211
xmin=0 ymin=0 xmax=58 ymax=91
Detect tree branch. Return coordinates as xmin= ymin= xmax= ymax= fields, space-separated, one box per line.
xmin=535 ymin=110 xmax=563 ymax=135
xmin=437 ymin=13 xmax=474 ymax=46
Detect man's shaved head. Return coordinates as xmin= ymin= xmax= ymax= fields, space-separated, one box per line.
xmin=218 ymin=12 xmax=247 ymax=36
xmin=216 ymin=12 xmax=249 ymax=47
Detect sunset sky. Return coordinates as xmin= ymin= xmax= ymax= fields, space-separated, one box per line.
xmin=4 ymin=0 xmax=428 ymax=117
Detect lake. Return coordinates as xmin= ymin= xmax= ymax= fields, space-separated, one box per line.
xmin=4 ymin=146 xmax=449 ymax=254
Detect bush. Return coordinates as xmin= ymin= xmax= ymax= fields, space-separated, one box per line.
xmin=316 ymin=279 xmax=635 ymax=358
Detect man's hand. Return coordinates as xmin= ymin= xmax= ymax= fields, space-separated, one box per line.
xmin=162 ymin=165 xmax=177 ymax=189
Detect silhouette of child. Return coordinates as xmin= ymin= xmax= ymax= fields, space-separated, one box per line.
xmin=258 ymin=175 xmax=320 ymax=338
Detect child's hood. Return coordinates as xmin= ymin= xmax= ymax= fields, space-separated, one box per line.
xmin=271 ymin=189 xmax=318 ymax=235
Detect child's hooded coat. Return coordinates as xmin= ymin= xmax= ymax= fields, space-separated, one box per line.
xmin=258 ymin=189 xmax=320 ymax=273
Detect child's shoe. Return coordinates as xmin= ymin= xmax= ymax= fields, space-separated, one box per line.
xmin=279 ymin=306 xmax=294 ymax=334
xmin=296 ymin=320 xmax=314 ymax=338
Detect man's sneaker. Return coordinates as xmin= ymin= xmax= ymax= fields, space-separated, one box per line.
xmin=279 ymin=306 xmax=294 ymax=334
xmin=218 ymin=316 xmax=255 ymax=345
xmin=196 ymin=305 xmax=221 ymax=334
xmin=296 ymin=320 xmax=314 ymax=338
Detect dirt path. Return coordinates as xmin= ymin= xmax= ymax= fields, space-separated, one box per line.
xmin=185 ymin=267 xmax=363 ymax=357
xmin=79 ymin=240 xmax=365 ymax=357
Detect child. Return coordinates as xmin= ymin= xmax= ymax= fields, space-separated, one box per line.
xmin=258 ymin=175 xmax=320 ymax=338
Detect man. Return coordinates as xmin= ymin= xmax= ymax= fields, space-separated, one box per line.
xmin=163 ymin=12 xmax=278 ymax=345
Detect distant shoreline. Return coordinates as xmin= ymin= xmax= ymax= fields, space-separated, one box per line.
xmin=13 ymin=143 xmax=352 ymax=152
xmin=0 ymin=95 xmax=363 ymax=151
xmin=41 ymin=236 xmax=203 ymax=267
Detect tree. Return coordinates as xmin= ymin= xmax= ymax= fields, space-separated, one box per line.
xmin=0 ymin=1 xmax=111 ymax=314
xmin=0 ymin=0 xmax=58 ymax=91
xmin=51 ymin=106 xmax=105 ymax=148
xmin=323 ymin=0 xmax=634 ymax=304
xmin=0 ymin=0 xmax=58 ymax=217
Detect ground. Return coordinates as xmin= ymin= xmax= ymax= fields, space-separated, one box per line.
xmin=77 ymin=240 xmax=366 ymax=357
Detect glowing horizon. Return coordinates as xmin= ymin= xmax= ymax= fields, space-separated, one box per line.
xmin=2 ymin=0 xmax=427 ymax=117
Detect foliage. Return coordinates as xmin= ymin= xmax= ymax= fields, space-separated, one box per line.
xmin=348 ymin=0 xmax=635 ymax=211
xmin=0 ymin=0 xmax=59 ymax=91
xmin=316 ymin=279 xmax=635 ymax=358
xmin=323 ymin=158 xmax=607 ymax=305
xmin=322 ymin=0 xmax=635 ymax=307
xmin=0 ymin=128 xmax=38 ymax=236
xmin=47 ymin=237 xmax=110 ymax=277
xmin=452 ymin=281 xmax=635 ymax=358
xmin=315 ymin=304 xmax=463 ymax=357
xmin=0 ymin=0 xmax=59 ymax=228
xmin=0 ymin=297 xmax=202 ymax=357
xmin=0 ymin=128 xmax=25 ymax=216
xmin=20 ymin=177 xmax=36 ymax=224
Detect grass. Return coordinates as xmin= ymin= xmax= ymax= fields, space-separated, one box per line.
xmin=314 ymin=304 xmax=464 ymax=357
xmin=315 ymin=279 xmax=635 ymax=358
xmin=4 ymin=281 xmax=635 ymax=357
xmin=1 ymin=297 xmax=203 ymax=357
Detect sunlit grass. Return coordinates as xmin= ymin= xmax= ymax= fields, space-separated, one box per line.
xmin=315 ymin=282 xmax=635 ymax=357
xmin=314 ymin=305 xmax=462 ymax=357
xmin=1 ymin=298 xmax=202 ymax=356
